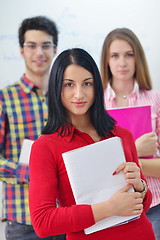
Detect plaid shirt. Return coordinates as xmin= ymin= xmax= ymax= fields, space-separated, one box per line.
xmin=0 ymin=76 xmax=48 ymax=224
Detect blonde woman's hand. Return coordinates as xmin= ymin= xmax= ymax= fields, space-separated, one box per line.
xmin=135 ymin=132 xmax=158 ymax=157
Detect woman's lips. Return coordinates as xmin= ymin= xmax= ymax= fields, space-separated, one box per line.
xmin=72 ymin=102 xmax=87 ymax=107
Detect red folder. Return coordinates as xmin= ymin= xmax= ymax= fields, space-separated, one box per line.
xmin=107 ymin=106 xmax=152 ymax=140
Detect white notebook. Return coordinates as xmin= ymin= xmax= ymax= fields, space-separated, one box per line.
xmin=62 ymin=136 xmax=139 ymax=234
xmin=19 ymin=139 xmax=34 ymax=164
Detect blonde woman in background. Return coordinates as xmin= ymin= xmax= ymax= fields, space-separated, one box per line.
xmin=100 ymin=27 xmax=160 ymax=239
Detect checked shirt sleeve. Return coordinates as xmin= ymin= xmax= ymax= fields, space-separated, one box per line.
xmin=0 ymin=100 xmax=29 ymax=184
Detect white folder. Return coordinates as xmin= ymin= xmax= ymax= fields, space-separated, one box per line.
xmin=19 ymin=139 xmax=34 ymax=164
xmin=62 ymin=136 xmax=139 ymax=234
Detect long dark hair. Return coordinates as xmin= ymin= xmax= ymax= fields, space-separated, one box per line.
xmin=42 ymin=48 xmax=116 ymax=137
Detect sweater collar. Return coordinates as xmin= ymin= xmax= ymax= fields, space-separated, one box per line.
xmin=56 ymin=124 xmax=116 ymax=143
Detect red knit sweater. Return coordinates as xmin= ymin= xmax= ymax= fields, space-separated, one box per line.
xmin=29 ymin=125 xmax=155 ymax=240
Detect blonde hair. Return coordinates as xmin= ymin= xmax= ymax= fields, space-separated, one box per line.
xmin=100 ymin=28 xmax=152 ymax=90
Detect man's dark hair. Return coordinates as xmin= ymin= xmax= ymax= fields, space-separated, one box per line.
xmin=18 ymin=16 xmax=58 ymax=47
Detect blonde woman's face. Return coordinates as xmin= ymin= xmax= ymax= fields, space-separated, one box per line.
xmin=108 ymin=39 xmax=136 ymax=83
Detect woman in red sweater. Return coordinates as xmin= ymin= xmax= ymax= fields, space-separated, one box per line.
xmin=29 ymin=48 xmax=155 ymax=239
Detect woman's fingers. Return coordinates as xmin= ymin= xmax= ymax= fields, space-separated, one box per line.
xmin=113 ymin=162 xmax=140 ymax=175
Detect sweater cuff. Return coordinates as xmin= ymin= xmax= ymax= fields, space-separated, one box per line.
xmin=69 ymin=204 xmax=95 ymax=233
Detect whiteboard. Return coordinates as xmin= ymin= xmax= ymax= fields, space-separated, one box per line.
xmin=0 ymin=0 xmax=160 ymax=90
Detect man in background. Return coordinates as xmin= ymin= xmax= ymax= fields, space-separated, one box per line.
xmin=0 ymin=16 xmax=66 ymax=240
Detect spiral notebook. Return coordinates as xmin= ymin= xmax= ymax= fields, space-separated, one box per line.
xmin=62 ymin=136 xmax=139 ymax=234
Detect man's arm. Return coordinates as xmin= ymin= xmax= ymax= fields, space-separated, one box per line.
xmin=0 ymin=103 xmax=29 ymax=184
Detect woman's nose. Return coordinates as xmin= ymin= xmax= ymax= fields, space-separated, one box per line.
xmin=74 ymin=86 xmax=83 ymax=98
xmin=119 ymin=56 xmax=127 ymax=66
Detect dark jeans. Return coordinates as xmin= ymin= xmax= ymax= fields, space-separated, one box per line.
xmin=5 ymin=220 xmax=66 ymax=240
xmin=147 ymin=204 xmax=160 ymax=240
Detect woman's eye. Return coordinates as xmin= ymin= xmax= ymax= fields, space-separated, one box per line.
xmin=64 ymin=82 xmax=73 ymax=87
xmin=111 ymin=54 xmax=118 ymax=58
xmin=126 ymin=53 xmax=134 ymax=57
xmin=84 ymin=82 xmax=93 ymax=86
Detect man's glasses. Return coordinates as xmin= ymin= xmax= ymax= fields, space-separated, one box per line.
xmin=23 ymin=42 xmax=55 ymax=52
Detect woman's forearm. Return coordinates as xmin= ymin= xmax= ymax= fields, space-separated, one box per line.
xmin=138 ymin=158 xmax=160 ymax=178
xmin=91 ymin=200 xmax=113 ymax=223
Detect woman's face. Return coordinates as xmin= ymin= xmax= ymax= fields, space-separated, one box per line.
xmin=61 ymin=64 xmax=95 ymax=120
xmin=108 ymin=39 xmax=136 ymax=83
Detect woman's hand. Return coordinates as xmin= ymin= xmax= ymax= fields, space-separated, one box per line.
xmin=108 ymin=184 xmax=143 ymax=216
xmin=92 ymin=163 xmax=144 ymax=223
xmin=92 ymin=183 xmax=143 ymax=223
xmin=135 ymin=132 xmax=158 ymax=157
xmin=113 ymin=162 xmax=144 ymax=192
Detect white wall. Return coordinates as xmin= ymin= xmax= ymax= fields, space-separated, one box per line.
xmin=0 ymin=0 xmax=160 ymax=89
